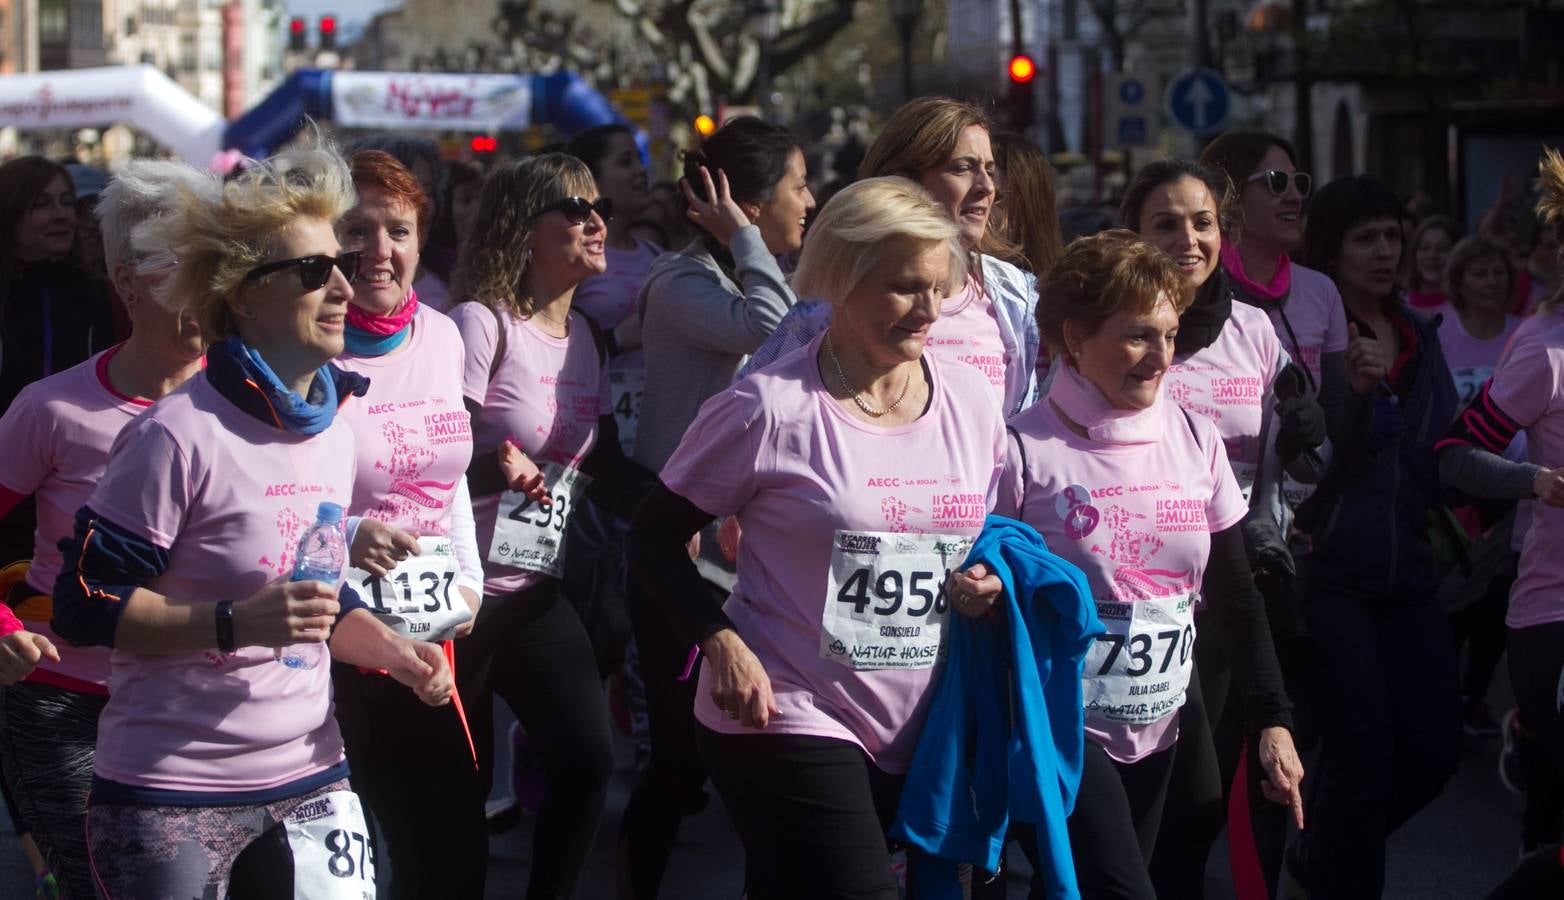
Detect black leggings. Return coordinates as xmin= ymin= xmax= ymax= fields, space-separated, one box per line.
xmin=1066 ymin=738 xmax=1179 ymax=900
xmin=698 ymin=727 xmax=904 ymax=900
xmin=616 ymin=574 xmax=719 ymax=899
xmin=456 ymin=579 xmax=615 ymax=900
xmin=0 ymin=680 xmax=105 ymax=899
xmin=1450 ymin=555 xmax=1515 ymax=706
xmin=332 ymin=656 xmax=487 ymax=899
xmin=1508 ymin=622 xmax=1564 ymax=849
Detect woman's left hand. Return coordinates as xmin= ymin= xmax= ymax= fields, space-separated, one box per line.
xmin=1258 ymin=725 xmax=1306 ymax=829
xmin=351 ymin=519 xmax=421 ymax=578
xmin=386 ymin=637 xmax=454 ymax=707
xmin=947 ymin=563 xmax=1003 ymax=618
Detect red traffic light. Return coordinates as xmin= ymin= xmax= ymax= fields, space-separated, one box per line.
xmin=1008 ymin=54 xmax=1037 ymax=83
xmin=470 ymin=136 xmax=498 ymax=153
xmin=289 ymin=16 xmax=305 ymax=34
xmin=320 ymin=15 xmax=336 ymax=34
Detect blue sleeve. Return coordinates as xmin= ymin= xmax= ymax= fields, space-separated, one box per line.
xmin=52 ymin=506 xmax=169 ymax=648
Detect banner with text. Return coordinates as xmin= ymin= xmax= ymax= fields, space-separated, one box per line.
xmin=331 ymin=72 xmax=533 ymax=131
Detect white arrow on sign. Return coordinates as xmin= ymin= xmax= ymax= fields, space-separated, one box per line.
xmin=1183 ymin=76 xmax=1215 ymax=130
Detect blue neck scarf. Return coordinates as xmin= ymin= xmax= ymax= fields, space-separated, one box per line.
xmin=343 ymin=324 xmax=409 ymax=356
xmin=208 ymin=336 xmax=363 ymax=435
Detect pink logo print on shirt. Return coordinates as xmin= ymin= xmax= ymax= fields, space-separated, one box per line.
xmin=880 ymin=497 xmax=927 ymax=534
xmin=1056 ymin=484 xmax=1100 ymax=540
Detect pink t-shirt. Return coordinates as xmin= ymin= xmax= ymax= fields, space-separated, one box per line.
xmin=336 ymin=306 xmax=480 ymax=595
xmin=85 ymin=373 xmax=356 ymax=793
xmin=1254 ymin=264 xmax=1349 ymax=388
xmin=0 ymin=347 xmax=145 ymax=690
xmin=661 ymin=334 xmax=1005 ymax=773
xmin=1164 ymin=302 xmax=1285 ymax=498
xmin=1436 ymin=307 xmax=1522 ymax=405
xmin=996 ymin=368 xmax=1248 ymax=763
xmin=1485 ymin=321 xmax=1564 ymax=628
xmin=1407 ymin=289 xmax=1447 ymax=311
xmin=924 ymin=276 xmax=1009 ymax=410
xmin=450 ymin=303 xmax=609 ymax=596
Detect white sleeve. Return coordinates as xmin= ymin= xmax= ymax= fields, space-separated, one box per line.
xmin=449 ymin=476 xmax=485 ymax=599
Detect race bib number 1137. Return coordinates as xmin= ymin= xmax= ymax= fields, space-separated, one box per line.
xmin=819 ymin=531 xmax=973 ymax=671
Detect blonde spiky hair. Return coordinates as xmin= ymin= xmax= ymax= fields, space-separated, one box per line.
xmin=1537 ymin=146 xmax=1564 ymax=228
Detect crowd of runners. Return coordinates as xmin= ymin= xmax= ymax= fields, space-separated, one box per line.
xmin=0 ymin=95 xmax=1559 ymax=900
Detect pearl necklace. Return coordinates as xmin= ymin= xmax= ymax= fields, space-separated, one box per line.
xmin=825 ymin=333 xmax=911 ymax=418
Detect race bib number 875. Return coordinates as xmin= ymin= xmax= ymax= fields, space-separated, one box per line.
xmin=819 ymin=531 xmax=973 ymax=671
xmin=283 ymin=789 xmax=376 ymax=899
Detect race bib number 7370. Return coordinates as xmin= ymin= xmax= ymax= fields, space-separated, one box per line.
xmin=819 ymin=531 xmax=973 ymax=671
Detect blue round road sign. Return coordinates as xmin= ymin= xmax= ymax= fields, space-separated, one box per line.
xmin=1164 ymin=68 xmax=1230 ymax=136
xmin=1118 ymin=80 xmax=1144 ymax=105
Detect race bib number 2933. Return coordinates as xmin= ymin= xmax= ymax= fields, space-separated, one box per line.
xmin=819 ymin=531 xmax=973 ymax=671
xmin=487 ymin=462 xmax=589 ymax=579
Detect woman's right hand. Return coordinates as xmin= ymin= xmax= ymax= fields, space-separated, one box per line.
xmin=680 ymin=166 xmax=751 ymax=247
xmin=1534 ymin=467 xmax=1564 ymax=506
xmin=498 ymin=439 xmax=551 ymax=507
xmin=233 ymin=578 xmax=340 ymax=648
xmin=1344 ymin=323 xmax=1389 ymax=395
xmin=0 ymin=631 xmax=58 ymax=685
xmin=699 ymin=628 xmax=781 ymax=729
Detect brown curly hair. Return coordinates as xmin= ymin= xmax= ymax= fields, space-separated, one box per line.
xmin=450 ymin=153 xmax=597 ymax=319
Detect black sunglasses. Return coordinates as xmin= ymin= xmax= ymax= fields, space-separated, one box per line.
xmin=1245 ymin=169 xmax=1312 ymax=198
xmin=531 ymin=197 xmax=613 ymax=225
xmin=243 ymin=251 xmax=363 ymax=291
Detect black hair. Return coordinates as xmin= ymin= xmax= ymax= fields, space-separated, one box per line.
xmin=1302 ymin=175 xmax=1405 ymax=272
xmin=680 ymin=117 xmax=800 ymax=207
xmin=1119 ymin=158 xmax=1234 ymax=232
xmin=564 ymin=124 xmax=636 ymax=181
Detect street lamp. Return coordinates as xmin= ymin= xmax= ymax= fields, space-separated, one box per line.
xmin=889 ymin=0 xmax=920 ymax=102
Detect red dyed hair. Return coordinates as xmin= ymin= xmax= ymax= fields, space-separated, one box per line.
xmin=348 ymin=149 xmax=431 ymax=240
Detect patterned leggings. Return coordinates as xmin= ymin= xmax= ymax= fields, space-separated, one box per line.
xmin=86 ymin=778 xmax=351 ymax=900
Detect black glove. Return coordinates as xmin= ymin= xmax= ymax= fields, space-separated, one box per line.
xmin=1274 ymin=363 xmax=1326 ymax=466
xmin=1241 ymin=506 xmax=1296 ymax=582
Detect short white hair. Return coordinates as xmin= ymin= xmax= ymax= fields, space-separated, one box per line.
xmin=791 ymin=176 xmax=965 ymax=303
xmin=95 ymin=159 xmax=221 ymax=271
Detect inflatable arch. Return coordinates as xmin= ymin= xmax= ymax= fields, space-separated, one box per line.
xmin=225 ymin=69 xmax=638 ymax=158
xmin=0 ymin=65 xmax=226 ymax=163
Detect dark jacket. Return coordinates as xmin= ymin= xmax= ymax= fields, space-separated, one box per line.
xmin=1 ymin=260 xmax=116 ymax=414
xmin=1300 ymin=303 xmax=1457 ymax=598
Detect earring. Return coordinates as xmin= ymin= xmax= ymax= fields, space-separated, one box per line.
xmin=524 ymin=247 xmax=533 ymax=267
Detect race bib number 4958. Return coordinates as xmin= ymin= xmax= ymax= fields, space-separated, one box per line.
xmin=819 ymin=531 xmax=973 ymax=671
xmin=487 ymin=462 xmax=589 ymax=578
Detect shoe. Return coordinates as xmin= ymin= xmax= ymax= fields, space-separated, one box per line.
xmin=1464 ymin=699 xmax=1501 ymax=738
xmin=34 ymin=871 xmax=58 ymax=900
xmin=1500 ymin=708 xmax=1527 ymax=796
xmin=485 ymin=797 xmax=522 ymax=834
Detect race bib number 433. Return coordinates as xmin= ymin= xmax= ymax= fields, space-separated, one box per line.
xmin=283 ymin=789 xmax=376 ymax=900
xmin=345 ymin=536 xmax=469 ymax=642
xmin=819 ymin=531 xmax=973 ymax=671
xmin=487 ymin=462 xmax=589 ymax=579
xmin=1082 ymin=593 xmax=1196 ymax=726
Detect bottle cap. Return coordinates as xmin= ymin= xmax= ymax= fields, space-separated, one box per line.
xmin=315 ymin=502 xmax=344 ymax=525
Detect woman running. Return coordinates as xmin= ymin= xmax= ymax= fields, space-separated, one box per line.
xmin=330 ymin=149 xmax=488 ymax=898
xmin=449 ymin=152 xmax=655 ymax=900
xmin=628 ymin=176 xmax=1005 ymax=899
xmin=994 ymin=229 xmax=1301 ymax=899
xmin=51 ymin=141 xmax=452 ymax=898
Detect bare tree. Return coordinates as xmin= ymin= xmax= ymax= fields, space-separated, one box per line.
xmin=1082 ymin=0 xmax=1182 ymax=72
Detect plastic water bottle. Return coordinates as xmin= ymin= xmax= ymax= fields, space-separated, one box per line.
xmin=277 ymin=501 xmax=345 ymax=669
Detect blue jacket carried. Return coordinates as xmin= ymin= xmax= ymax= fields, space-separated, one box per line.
xmin=891 ymin=515 xmax=1102 ymax=900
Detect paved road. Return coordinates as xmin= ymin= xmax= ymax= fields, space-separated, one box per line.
xmin=0 ymin=694 xmax=1525 ymax=898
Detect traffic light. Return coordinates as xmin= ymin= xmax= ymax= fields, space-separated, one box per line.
xmin=693 ymin=115 xmax=716 ymax=137
xmin=1007 ymin=53 xmax=1037 ymax=130
xmin=470 ymin=135 xmax=498 ymax=154
xmin=288 ymin=16 xmax=306 ymax=52
xmin=319 ymin=15 xmax=337 ymax=51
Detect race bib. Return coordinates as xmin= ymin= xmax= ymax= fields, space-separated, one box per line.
xmin=1082 ymin=593 xmax=1197 ymax=726
xmin=345 ymin=536 xmax=469 ymax=642
xmin=487 ymin=462 xmax=589 ymax=578
xmin=283 ymin=789 xmax=376 ymax=900
xmin=1230 ymin=461 xmax=1258 ymax=503
xmin=1450 ymin=366 xmax=1493 ymax=405
xmin=1281 ymin=473 xmax=1315 ymax=510
xmin=610 ymin=368 xmax=645 ymax=452
xmin=819 ymin=531 xmax=973 ymax=671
